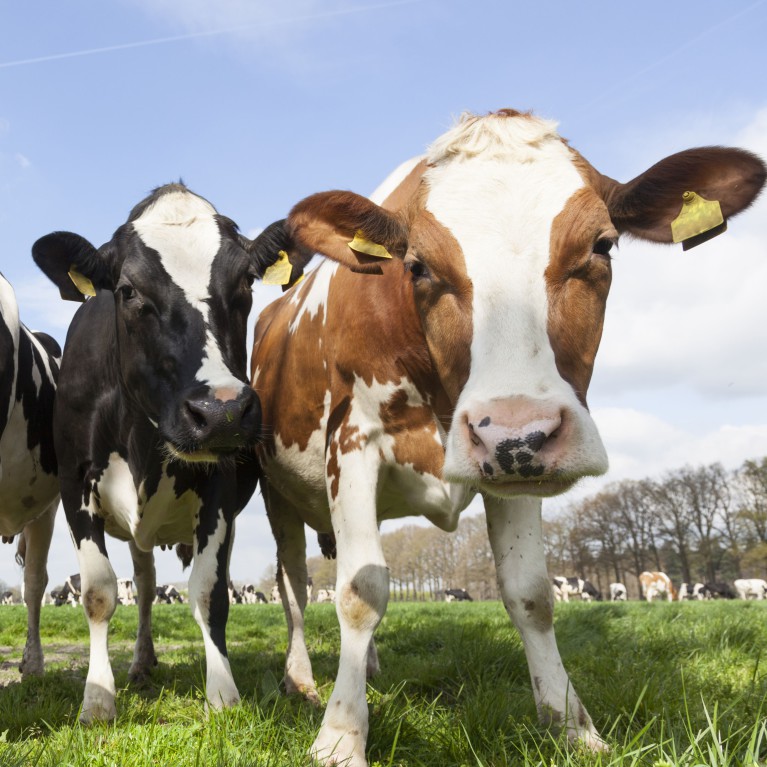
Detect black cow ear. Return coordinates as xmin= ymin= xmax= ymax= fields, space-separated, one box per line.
xmin=32 ymin=231 xmax=114 ymax=302
xmin=245 ymin=219 xmax=315 ymax=289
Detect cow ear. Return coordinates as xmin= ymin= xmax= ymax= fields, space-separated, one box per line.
xmin=287 ymin=191 xmax=409 ymax=273
xmin=605 ymin=147 xmax=766 ymax=245
xmin=245 ymin=219 xmax=316 ymax=289
xmin=32 ymin=231 xmax=115 ymax=302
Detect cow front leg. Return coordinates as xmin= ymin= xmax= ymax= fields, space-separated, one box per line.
xmin=189 ymin=487 xmax=239 ymax=711
xmin=128 ymin=541 xmax=157 ymax=682
xmin=68 ymin=515 xmax=118 ymax=723
xmin=18 ymin=501 xmax=56 ymax=677
xmin=264 ymin=483 xmax=318 ymax=704
xmin=311 ymin=449 xmax=387 ymax=767
xmin=484 ymin=495 xmax=606 ymax=751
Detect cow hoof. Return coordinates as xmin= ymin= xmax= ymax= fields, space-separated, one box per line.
xmin=205 ymin=687 xmax=240 ymax=712
xmin=80 ymin=700 xmax=117 ymax=724
xmin=310 ymin=728 xmax=367 ymax=766
xmin=19 ymin=648 xmax=44 ymax=678
xmin=569 ymin=729 xmax=609 ymax=753
xmin=286 ymin=679 xmax=321 ymax=706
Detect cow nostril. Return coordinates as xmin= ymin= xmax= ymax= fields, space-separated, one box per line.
xmin=185 ymin=400 xmax=208 ymax=431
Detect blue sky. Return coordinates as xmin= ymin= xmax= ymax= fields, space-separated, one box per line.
xmin=1 ymin=0 xmax=766 ymax=588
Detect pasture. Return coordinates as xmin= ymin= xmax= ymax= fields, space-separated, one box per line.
xmin=0 ymin=600 xmax=765 ymax=766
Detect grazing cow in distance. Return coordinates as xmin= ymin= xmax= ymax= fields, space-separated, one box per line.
xmin=240 ymin=584 xmax=267 ymax=604
xmin=51 ymin=574 xmax=81 ymax=607
xmin=250 ymin=109 xmax=766 ymax=765
xmin=609 ymin=583 xmax=627 ymax=601
xmin=154 ymin=585 xmax=184 ymax=604
xmin=0 ymin=272 xmax=60 ymax=676
xmin=639 ymin=571 xmax=676 ymax=602
xmin=228 ymin=582 xmax=243 ymax=604
xmin=315 ymin=588 xmax=336 ymax=604
xmin=734 ymin=578 xmax=767 ymax=600
xmin=1 ymin=590 xmax=16 ymax=605
xmin=553 ymin=576 xmax=601 ymax=602
xmin=116 ymin=578 xmax=135 ymax=606
xmin=678 ymin=582 xmax=706 ymax=600
xmin=32 ymin=182 xmax=283 ymax=723
xmin=444 ymin=588 xmax=473 ymax=602
xmin=702 ymin=582 xmax=738 ymax=599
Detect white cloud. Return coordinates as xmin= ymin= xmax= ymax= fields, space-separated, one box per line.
xmin=14 ymin=153 xmax=31 ymax=169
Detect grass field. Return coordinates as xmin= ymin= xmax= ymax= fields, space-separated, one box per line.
xmin=0 ymin=600 xmax=765 ymax=766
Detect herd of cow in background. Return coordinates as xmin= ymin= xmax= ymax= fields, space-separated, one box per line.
xmin=1 ymin=108 xmax=765 ymax=765
xmin=551 ymin=571 xmax=767 ymax=602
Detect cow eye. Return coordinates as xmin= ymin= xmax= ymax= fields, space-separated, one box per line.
xmin=405 ymin=259 xmax=430 ymax=282
xmin=118 ymin=284 xmax=137 ymax=302
xmin=592 ymin=238 xmax=616 ymax=261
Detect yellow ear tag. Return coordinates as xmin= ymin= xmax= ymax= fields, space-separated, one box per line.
xmin=262 ymin=250 xmax=293 ymax=286
xmin=671 ymin=191 xmax=726 ymax=250
xmin=67 ymin=268 xmax=96 ymax=297
xmin=348 ymin=230 xmax=392 ymax=259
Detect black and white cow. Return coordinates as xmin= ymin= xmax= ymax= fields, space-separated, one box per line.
xmin=444 ymin=588 xmax=473 ymax=602
xmin=1 ymin=590 xmax=16 ymax=605
xmin=32 ymin=182 xmax=281 ymax=723
xmin=702 ymin=582 xmax=738 ymax=600
xmin=553 ymin=576 xmax=602 ymax=602
xmin=51 ymin=574 xmax=81 ymax=607
xmin=154 ymin=585 xmax=184 ymax=604
xmin=734 ymin=578 xmax=767 ymax=600
xmin=678 ymin=582 xmax=706 ymax=600
xmin=241 ymin=584 xmax=267 ymax=604
xmin=0 ymin=272 xmax=61 ymax=676
xmin=609 ymin=582 xmax=627 ymax=601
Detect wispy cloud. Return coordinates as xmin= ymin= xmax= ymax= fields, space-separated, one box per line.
xmin=0 ymin=0 xmax=425 ymax=70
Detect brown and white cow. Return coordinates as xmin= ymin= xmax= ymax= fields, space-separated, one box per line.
xmin=250 ymin=110 xmax=765 ymax=765
xmin=639 ymin=570 xmax=676 ymax=602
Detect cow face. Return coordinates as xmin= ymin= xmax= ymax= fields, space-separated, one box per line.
xmin=267 ymin=111 xmax=766 ymax=498
xmin=33 ymin=184 xmax=275 ymax=463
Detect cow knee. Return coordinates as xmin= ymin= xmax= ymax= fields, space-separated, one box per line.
xmin=83 ymin=587 xmax=117 ymax=623
xmin=503 ymin=577 xmax=554 ymax=630
xmin=338 ymin=567 xmax=388 ymax=632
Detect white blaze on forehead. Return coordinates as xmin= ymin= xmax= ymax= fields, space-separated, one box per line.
xmin=132 ymin=189 xmax=221 ymax=303
xmin=131 ymin=189 xmax=241 ymax=390
xmin=424 ymin=114 xmax=584 ymax=400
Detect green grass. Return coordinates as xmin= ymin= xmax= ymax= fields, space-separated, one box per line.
xmin=0 ymin=601 xmax=765 ymax=766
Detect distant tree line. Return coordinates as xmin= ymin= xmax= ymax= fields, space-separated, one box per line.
xmin=545 ymin=457 xmax=767 ymax=599
xmin=262 ymin=457 xmax=767 ymax=602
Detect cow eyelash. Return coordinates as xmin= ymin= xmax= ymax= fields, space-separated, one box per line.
xmin=592 ymin=238 xmax=617 ymax=260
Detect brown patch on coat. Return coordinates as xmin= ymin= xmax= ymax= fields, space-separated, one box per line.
xmin=83 ymin=589 xmax=113 ymax=623
xmin=546 ymin=187 xmax=614 ymax=406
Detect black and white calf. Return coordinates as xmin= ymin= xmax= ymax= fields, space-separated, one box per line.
xmin=32 ymin=183 xmax=280 ymax=722
xmin=0 ymin=272 xmax=60 ymax=676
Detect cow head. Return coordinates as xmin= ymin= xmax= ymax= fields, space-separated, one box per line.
xmin=33 ymin=183 xmax=284 ymax=463
xmin=260 ymin=111 xmax=766 ymax=497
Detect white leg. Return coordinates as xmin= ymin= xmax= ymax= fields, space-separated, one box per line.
xmin=128 ymin=541 xmax=157 ymax=681
xmin=19 ymin=502 xmax=56 ymax=677
xmin=265 ymin=485 xmax=319 ymax=703
xmin=77 ymin=539 xmax=118 ymax=723
xmin=189 ymin=505 xmax=239 ymax=711
xmin=311 ymin=448 xmax=386 ymax=767
xmin=484 ymin=495 xmax=606 ymax=750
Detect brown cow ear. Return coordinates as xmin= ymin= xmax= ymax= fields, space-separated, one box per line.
xmin=288 ymin=191 xmax=408 ymax=273
xmin=605 ymin=147 xmax=766 ymax=245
